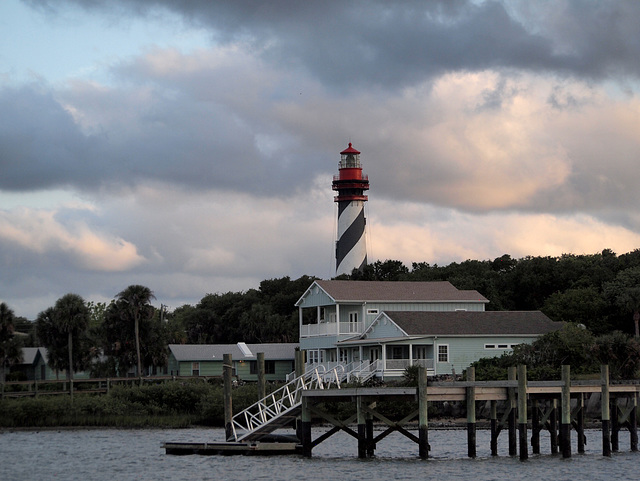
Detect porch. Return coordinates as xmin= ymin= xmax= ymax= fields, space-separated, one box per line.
xmin=305 ymin=358 xmax=436 ymax=382
xmin=300 ymin=321 xmax=364 ymax=337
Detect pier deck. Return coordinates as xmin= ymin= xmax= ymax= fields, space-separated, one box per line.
xmin=165 ymin=365 xmax=640 ymax=459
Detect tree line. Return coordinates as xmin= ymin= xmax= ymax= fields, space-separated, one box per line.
xmin=2 ymin=248 xmax=640 ymax=381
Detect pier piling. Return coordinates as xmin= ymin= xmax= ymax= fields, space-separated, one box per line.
xmin=223 ymin=353 xmax=233 ymax=441
xmin=631 ymin=394 xmax=638 ymax=452
xmin=257 ymin=352 xmax=266 ymax=400
xmin=466 ymin=366 xmax=476 ymax=458
xmin=418 ymin=367 xmax=429 ymax=459
xmin=560 ymin=365 xmax=571 ymax=458
xmin=602 ymin=365 xmax=611 ymax=457
xmin=508 ymin=367 xmax=517 ymax=456
xmin=517 ymin=364 xmax=528 ymax=460
xmin=531 ymin=399 xmax=540 ymax=455
xmin=490 ymin=400 xmax=498 ymax=456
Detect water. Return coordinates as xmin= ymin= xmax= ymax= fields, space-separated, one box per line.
xmin=1 ymin=427 xmax=638 ymax=481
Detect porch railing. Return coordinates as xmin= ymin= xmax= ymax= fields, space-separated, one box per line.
xmin=299 ymin=321 xmax=364 ymax=337
xmin=385 ymin=359 xmax=435 ymax=371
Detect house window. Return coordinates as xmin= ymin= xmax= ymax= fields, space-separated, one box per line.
xmin=485 ymin=344 xmax=514 ymax=350
xmin=250 ymin=360 xmax=276 ymax=374
xmin=414 ymin=346 xmax=429 ymax=359
xmin=265 ymin=360 xmax=276 ymax=374
xmin=437 ymin=345 xmax=449 ymax=363
xmin=192 ymin=362 xmax=200 ymax=376
xmin=367 ymin=308 xmax=379 ymax=315
xmin=339 ymin=349 xmax=348 ymax=363
xmin=391 ymin=346 xmax=404 ymax=359
xmin=349 ymin=312 xmax=359 ymax=332
xmin=308 ymin=350 xmax=324 ymax=364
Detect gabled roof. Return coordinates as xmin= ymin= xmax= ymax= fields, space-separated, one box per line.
xmin=297 ymin=280 xmax=488 ymax=305
xmin=169 ymin=343 xmax=298 ymax=362
xmin=20 ymin=347 xmax=43 ymax=365
xmin=382 ymin=311 xmax=561 ymax=336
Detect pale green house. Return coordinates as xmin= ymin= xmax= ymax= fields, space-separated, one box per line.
xmin=168 ymin=342 xmax=297 ymax=382
xmin=11 ymin=347 xmax=92 ymax=381
xmin=297 ymin=280 xmax=561 ymax=379
xmin=338 ymin=310 xmax=562 ymax=378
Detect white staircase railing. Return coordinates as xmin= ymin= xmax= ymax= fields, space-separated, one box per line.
xmin=230 ymin=365 xmax=342 ymax=442
xmin=344 ymin=359 xmax=382 ymax=383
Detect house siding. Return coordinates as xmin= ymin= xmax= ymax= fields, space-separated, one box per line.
xmin=298 ymin=287 xmax=334 ymax=307
xmin=364 ymin=317 xmax=405 ymax=339
xmin=434 ymin=336 xmax=536 ymax=375
xmin=368 ymin=302 xmax=485 ymax=313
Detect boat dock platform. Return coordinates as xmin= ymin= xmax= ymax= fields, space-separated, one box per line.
xmin=163 ymin=441 xmax=300 ymax=456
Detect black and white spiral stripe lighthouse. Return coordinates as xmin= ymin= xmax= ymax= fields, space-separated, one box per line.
xmin=333 ymin=143 xmax=370 ymax=276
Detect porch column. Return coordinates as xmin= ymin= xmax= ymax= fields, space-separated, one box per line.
xmin=382 ymin=344 xmax=387 ymax=378
xmin=298 ymin=307 xmax=303 ymax=336
xmin=409 ymin=342 xmax=413 ymax=367
xmin=335 ymin=304 xmax=340 ymax=335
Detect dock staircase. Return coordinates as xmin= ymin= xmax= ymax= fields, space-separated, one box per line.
xmin=230 ymin=365 xmax=344 ymax=442
xmin=230 ymin=360 xmax=383 ymax=442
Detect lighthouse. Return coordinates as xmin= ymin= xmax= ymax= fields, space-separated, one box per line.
xmin=333 ymin=143 xmax=370 ymax=276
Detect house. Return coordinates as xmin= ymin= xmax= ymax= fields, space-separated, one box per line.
xmin=338 ymin=310 xmax=561 ymax=378
xmin=296 ymin=280 xmax=561 ymax=379
xmin=10 ymin=347 xmax=48 ymax=381
xmin=10 ymin=347 xmax=87 ymax=381
xmin=168 ymin=342 xmax=298 ymax=382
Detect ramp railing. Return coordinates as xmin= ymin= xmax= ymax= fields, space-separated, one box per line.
xmin=231 ymin=365 xmax=342 ymax=442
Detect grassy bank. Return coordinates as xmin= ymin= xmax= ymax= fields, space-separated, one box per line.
xmin=0 ymin=380 xmax=263 ymax=429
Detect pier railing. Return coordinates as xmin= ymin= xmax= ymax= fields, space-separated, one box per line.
xmin=231 ymin=365 xmax=343 ymax=442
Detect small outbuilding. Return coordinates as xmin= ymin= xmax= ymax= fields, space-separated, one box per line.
xmin=168 ymin=342 xmax=298 ymax=382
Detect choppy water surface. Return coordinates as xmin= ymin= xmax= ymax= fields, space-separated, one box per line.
xmin=1 ymin=427 xmax=638 ymax=481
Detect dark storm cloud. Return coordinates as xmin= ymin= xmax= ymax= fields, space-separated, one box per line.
xmin=24 ymin=0 xmax=640 ymax=90
xmin=0 ymin=87 xmax=101 ymax=191
xmin=0 ymin=84 xmax=319 ymax=194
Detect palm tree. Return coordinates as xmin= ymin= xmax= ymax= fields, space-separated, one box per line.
xmin=0 ymin=303 xmax=23 ymax=383
xmin=53 ymin=294 xmax=90 ymax=399
xmin=115 ymin=285 xmax=156 ymax=378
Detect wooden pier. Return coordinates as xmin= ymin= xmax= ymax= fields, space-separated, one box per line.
xmin=164 ymin=364 xmax=640 ymax=459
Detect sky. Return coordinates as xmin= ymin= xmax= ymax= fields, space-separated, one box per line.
xmin=2 ymin=0 xmax=640 ymax=319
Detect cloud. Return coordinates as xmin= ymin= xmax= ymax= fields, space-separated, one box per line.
xmin=3 ymin=0 xmax=640 ymax=320
xmin=0 ymin=204 xmax=145 ymax=271
xmin=369 ymin=203 xmax=640 ymax=266
xmin=26 ymin=0 xmax=640 ymax=89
